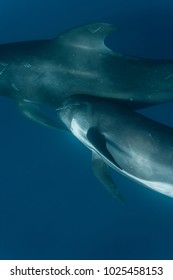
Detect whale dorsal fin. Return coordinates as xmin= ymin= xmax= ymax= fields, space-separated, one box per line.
xmin=55 ymin=22 xmax=117 ymax=52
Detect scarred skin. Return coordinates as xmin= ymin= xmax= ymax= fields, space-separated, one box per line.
xmin=1 ymin=23 xmax=173 ymax=129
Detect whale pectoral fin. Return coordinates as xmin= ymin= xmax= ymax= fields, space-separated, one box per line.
xmin=17 ymin=100 xmax=66 ymax=130
xmin=87 ymin=127 xmax=121 ymax=169
xmin=92 ymin=151 xmax=125 ymax=205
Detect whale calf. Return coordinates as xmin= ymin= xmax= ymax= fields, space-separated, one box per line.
xmin=1 ymin=23 xmax=173 ymax=129
xmin=57 ymin=95 xmax=173 ymax=203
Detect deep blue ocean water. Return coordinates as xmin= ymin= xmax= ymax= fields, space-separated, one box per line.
xmin=0 ymin=0 xmax=173 ymax=260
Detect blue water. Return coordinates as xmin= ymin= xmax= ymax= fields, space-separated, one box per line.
xmin=0 ymin=0 xmax=173 ymax=260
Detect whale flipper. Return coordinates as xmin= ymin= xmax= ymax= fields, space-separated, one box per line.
xmin=17 ymin=100 xmax=66 ymax=130
xmin=87 ymin=127 xmax=122 ymax=169
xmin=92 ymin=151 xmax=125 ymax=204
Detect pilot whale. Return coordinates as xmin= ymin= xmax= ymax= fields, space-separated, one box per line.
xmin=57 ymin=95 xmax=173 ymax=203
xmin=1 ymin=23 xmax=173 ymax=129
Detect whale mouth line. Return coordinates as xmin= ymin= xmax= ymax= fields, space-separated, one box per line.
xmin=56 ymin=102 xmax=89 ymax=113
xmin=56 ymin=104 xmax=75 ymax=112
xmin=56 ymin=104 xmax=79 ymax=112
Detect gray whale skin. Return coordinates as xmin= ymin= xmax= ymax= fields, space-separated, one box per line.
xmin=1 ymin=23 xmax=173 ymax=129
xmin=1 ymin=22 xmax=173 ymax=202
xmin=58 ymin=95 xmax=173 ymax=204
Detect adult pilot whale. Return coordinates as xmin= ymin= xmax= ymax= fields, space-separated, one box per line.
xmin=57 ymin=95 xmax=173 ymax=203
xmin=1 ymin=23 xmax=173 ymax=129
